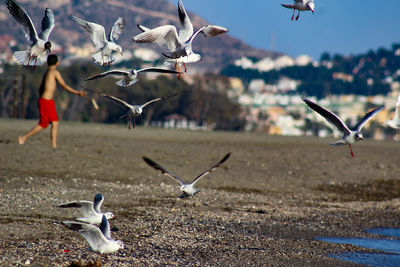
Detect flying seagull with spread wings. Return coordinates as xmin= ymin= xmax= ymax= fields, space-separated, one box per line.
xmin=281 ymin=0 xmax=315 ymax=21
xmin=143 ymin=153 xmax=231 ymax=198
xmin=302 ymin=97 xmax=383 ymax=157
xmin=85 ymin=67 xmax=181 ymax=87
xmin=63 ymin=215 xmax=124 ymax=254
xmin=59 ymin=193 xmax=114 ymax=225
xmin=88 ymin=89 xmax=177 ymax=129
xmin=133 ymin=0 xmax=228 ymax=61
xmin=5 ymin=0 xmax=55 ymax=67
xmin=72 ymin=16 xmax=125 ymax=66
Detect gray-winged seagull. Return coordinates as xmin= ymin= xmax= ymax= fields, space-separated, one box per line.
xmin=281 ymin=0 xmax=315 ymax=21
xmin=143 ymin=153 xmax=231 ymax=198
xmin=302 ymin=97 xmax=383 ymax=157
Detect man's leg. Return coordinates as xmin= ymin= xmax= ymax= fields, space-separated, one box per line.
xmin=50 ymin=121 xmax=59 ymax=148
xmin=18 ymin=124 xmax=45 ymax=145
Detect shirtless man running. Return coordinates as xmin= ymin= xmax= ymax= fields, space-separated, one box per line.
xmin=18 ymin=54 xmax=87 ymax=148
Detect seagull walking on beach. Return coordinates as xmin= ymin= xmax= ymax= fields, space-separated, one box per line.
xmin=97 ymin=91 xmax=178 ymax=129
xmin=63 ymin=215 xmax=124 ymax=254
xmin=133 ymin=0 xmax=228 ymax=65
xmin=143 ymin=153 xmax=231 ymax=198
xmin=302 ymin=97 xmax=383 ymax=157
xmin=59 ymin=193 xmax=114 ymax=225
xmin=281 ymin=0 xmax=315 ymax=21
xmin=72 ymin=16 xmax=125 ymax=66
xmin=385 ymin=94 xmax=400 ymax=130
xmin=85 ymin=67 xmax=181 ymax=87
xmin=5 ymin=0 xmax=55 ymax=67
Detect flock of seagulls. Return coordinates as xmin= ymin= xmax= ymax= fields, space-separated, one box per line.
xmin=5 ymin=0 xmax=400 ymax=256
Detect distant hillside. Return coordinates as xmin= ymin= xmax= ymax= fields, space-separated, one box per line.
xmin=221 ymin=44 xmax=400 ymax=98
xmin=0 ymin=0 xmax=277 ymax=71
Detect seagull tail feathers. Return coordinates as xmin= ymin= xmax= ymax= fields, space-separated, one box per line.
xmin=330 ymin=140 xmax=346 ymax=146
xmin=14 ymin=51 xmax=44 ymax=66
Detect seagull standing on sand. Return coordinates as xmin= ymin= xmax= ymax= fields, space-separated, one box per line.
xmin=302 ymin=97 xmax=383 ymax=157
xmin=133 ymin=0 xmax=228 ymax=69
xmin=143 ymin=153 xmax=231 ymax=198
xmin=95 ymin=91 xmax=178 ymax=129
xmin=72 ymin=16 xmax=125 ymax=66
xmin=63 ymin=215 xmax=124 ymax=254
xmin=385 ymin=94 xmax=400 ymax=130
xmin=281 ymin=0 xmax=315 ymax=21
xmin=85 ymin=67 xmax=181 ymax=88
xmin=58 ymin=193 xmax=114 ymax=225
xmin=5 ymin=0 xmax=55 ymax=67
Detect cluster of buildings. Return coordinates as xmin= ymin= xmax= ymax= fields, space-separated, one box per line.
xmin=227 ymin=55 xmax=400 ymax=139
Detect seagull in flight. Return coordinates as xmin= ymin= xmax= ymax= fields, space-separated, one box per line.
xmin=143 ymin=153 xmax=231 ymax=198
xmin=63 ymin=215 xmax=124 ymax=254
xmin=5 ymin=0 xmax=55 ymax=67
xmin=133 ymin=0 xmax=228 ymax=62
xmin=85 ymin=67 xmax=181 ymax=88
xmin=385 ymin=94 xmax=400 ymax=130
xmin=93 ymin=91 xmax=178 ymax=129
xmin=59 ymin=193 xmax=114 ymax=225
xmin=302 ymin=97 xmax=383 ymax=157
xmin=137 ymin=24 xmax=201 ymax=76
xmin=72 ymin=16 xmax=125 ymax=66
xmin=281 ymin=0 xmax=315 ymax=21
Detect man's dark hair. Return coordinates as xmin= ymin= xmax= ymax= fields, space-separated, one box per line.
xmin=47 ymin=54 xmax=58 ymax=66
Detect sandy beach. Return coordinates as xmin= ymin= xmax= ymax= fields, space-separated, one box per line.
xmin=1 ymin=119 xmax=400 ymax=266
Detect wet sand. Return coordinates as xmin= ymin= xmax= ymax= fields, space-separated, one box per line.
xmin=1 ymin=119 xmax=400 ymax=266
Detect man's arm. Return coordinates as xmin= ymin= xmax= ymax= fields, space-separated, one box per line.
xmin=55 ymin=71 xmax=87 ymax=96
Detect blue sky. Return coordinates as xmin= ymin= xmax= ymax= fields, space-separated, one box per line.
xmin=168 ymin=0 xmax=400 ymax=60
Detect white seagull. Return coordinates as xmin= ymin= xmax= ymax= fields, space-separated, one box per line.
xmin=5 ymin=0 xmax=55 ymax=67
xmin=63 ymin=215 xmax=124 ymax=254
xmin=59 ymin=193 xmax=114 ymax=225
xmin=281 ymin=0 xmax=315 ymax=21
xmin=85 ymin=67 xmax=181 ymax=87
xmin=137 ymin=24 xmax=201 ymax=75
xmin=97 ymin=91 xmax=178 ymax=129
xmin=302 ymin=97 xmax=383 ymax=157
xmin=133 ymin=0 xmax=228 ymax=61
xmin=72 ymin=16 xmax=125 ymax=66
xmin=385 ymin=94 xmax=400 ymax=130
xmin=143 ymin=153 xmax=231 ymax=198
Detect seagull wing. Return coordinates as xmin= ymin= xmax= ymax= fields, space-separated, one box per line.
xmin=188 ymin=25 xmax=228 ymax=45
xmin=353 ymin=106 xmax=384 ymax=132
xmin=63 ymin=221 xmax=109 ymax=250
xmin=177 ymin=0 xmax=193 ymax=43
xmin=85 ymin=70 xmax=130 ymax=81
xmin=137 ymin=67 xmax=181 ymax=75
xmin=108 ymin=17 xmax=125 ymax=42
xmin=140 ymin=93 xmax=178 ymax=109
xmin=101 ymin=93 xmax=131 ymax=110
xmin=59 ymin=200 xmax=97 ymax=218
xmin=133 ymin=25 xmax=181 ymax=52
xmin=38 ymin=8 xmax=55 ymax=41
xmin=5 ymin=0 xmax=38 ymax=44
xmin=302 ymin=97 xmax=351 ymax=136
xmin=191 ymin=153 xmax=231 ymax=185
xmin=143 ymin=156 xmax=185 ymax=185
xmin=72 ymin=16 xmax=107 ymax=50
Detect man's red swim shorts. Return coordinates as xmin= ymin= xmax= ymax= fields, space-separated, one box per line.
xmin=38 ymin=98 xmax=59 ymax=128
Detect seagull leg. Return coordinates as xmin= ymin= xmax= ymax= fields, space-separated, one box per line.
xmin=348 ymin=144 xmax=354 ymax=157
xmin=291 ymin=9 xmax=295 ymax=20
xmin=132 ymin=118 xmax=136 ymax=129
xmin=183 ymin=62 xmax=187 ymax=73
xmin=128 ymin=118 xmax=131 ymax=130
xmin=296 ymin=10 xmax=300 ymax=20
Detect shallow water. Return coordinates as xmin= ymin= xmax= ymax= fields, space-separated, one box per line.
xmin=317 ymin=228 xmax=400 ymax=266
